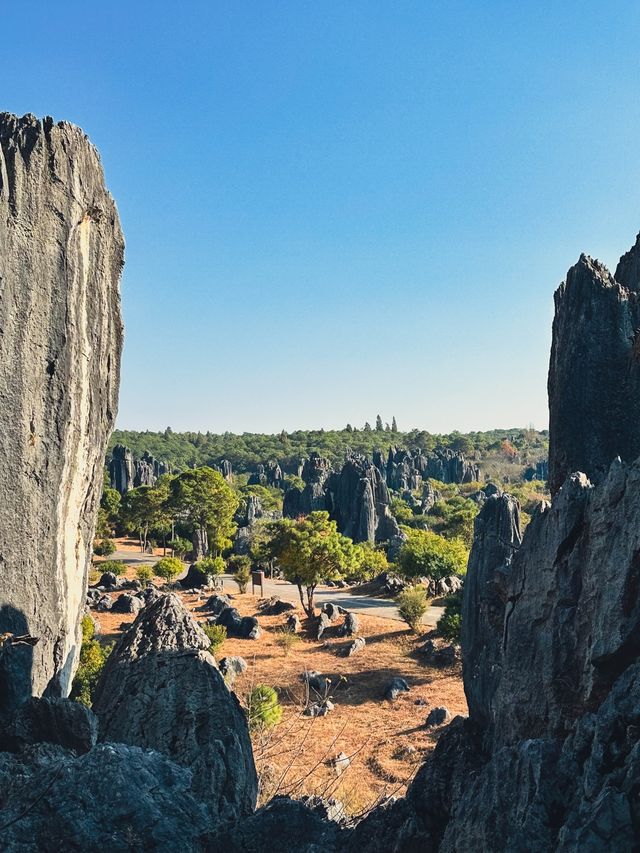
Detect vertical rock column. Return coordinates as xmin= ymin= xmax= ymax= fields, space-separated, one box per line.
xmin=0 ymin=113 xmax=123 ymax=709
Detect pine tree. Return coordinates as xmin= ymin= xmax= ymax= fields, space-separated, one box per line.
xmin=345 ymin=424 xmax=353 ymax=433
xmin=364 ymin=422 xmax=372 ymax=432
xmin=391 ymin=416 xmax=398 ymax=433
xmin=375 ymin=414 xmax=383 ymax=432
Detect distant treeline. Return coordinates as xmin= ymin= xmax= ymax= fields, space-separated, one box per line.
xmin=108 ymin=426 xmax=549 ymax=474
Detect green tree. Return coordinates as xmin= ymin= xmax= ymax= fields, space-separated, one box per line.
xmin=396 ymin=586 xmax=429 ymax=632
xmin=247 ymin=685 xmax=282 ymax=730
xmin=398 ymin=529 xmax=468 ymax=580
xmin=348 ymin=542 xmax=389 ymax=582
xmin=391 ymin=416 xmax=398 ymax=433
xmin=265 ymin=512 xmax=355 ymax=616
xmin=375 ymin=414 xmax=384 ymax=432
xmin=120 ymin=485 xmax=168 ymax=553
xmin=100 ymin=486 xmax=122 ymax=522
xmin=170 ymin=467 xmax=238 ymax=557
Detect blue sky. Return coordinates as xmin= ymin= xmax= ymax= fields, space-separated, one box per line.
xmin=3 ymin=1 xmax=640 ymax=434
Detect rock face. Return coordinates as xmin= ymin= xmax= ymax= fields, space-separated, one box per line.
xmin=109 ymin=444 xmax=169 ymax=493
xmin=92 ymin=594 xmax=258 ymax=825
xmin=0 ymin=113 xmax=123 ymax=711
xmin=548 ymin=247 xmax=640 ymax=494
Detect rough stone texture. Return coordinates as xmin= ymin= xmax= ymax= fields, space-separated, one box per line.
xmin=0 ymin=697 xmax=97 ymax=754
xmin=109 ymin=444 xmax=169 ymax=493
xmin=0 ymin=113 xmax=123 ymax=711
xmin=92 ymin=594 xmax=258 ymax=826
xmin=548 ymin=249 xmax=640 ymax=494
xmin=462 ymin=493 xmax=522 ymax=729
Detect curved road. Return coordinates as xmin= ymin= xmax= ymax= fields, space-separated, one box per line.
xmin=112 ymin=546 xmax=444 ymax=627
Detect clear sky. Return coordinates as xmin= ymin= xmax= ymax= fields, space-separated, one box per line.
xmin=3 ymin=1 xmax=640 ymax=434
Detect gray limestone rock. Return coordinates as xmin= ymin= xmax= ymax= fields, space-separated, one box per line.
xmin=0 ymin=113 xmax=123 ymax=711
xmin=92 ymin=594 xmax=257 ymax=826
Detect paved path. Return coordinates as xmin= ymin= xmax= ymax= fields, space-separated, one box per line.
xmin=111 ymin=546 xmax=443 ymax=627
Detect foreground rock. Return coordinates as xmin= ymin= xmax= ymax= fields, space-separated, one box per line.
xmin=93 ymin=594 xmax=258 ymax=825
xmin=0 ymin=113 xmax=124 ymax=711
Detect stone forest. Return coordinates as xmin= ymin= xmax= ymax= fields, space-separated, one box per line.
xmin=1 ymin=111 xmax=639 ymax=852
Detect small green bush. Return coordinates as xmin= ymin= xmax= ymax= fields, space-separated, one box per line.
xmin=275 ymin=627 xmax=301 ymax=657
xmin=437 ymin=591 xmax=462 ymax=641
xmin=396 ymin=585 xmax=429 ymax=632
xmin=96 ymin=559 xmax=127 ymax=577
xmin=71 ymin=616 xmax=113 ymax=707
xmin=247 ymin=685 xmax=282 ymax=731
xmin=169 ymin=537 xmax=191 ymax=558
xmin=194 ymin=555 xmax=225 ymax=577
xmin=202 ymin=623 xmax=227 ymax=654
xmin=136 ymin=565 xmax=154 ymax=586
xmin=93 ymin=538 xmax=116 ymax=557
xmin=228 ymin=556 xmax=251 ymax=593
xmin=153 ymin=556 xmax=184 ymax=582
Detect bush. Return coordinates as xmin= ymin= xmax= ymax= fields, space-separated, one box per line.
xmin=202 ymin=623 xmax=227 ymax=654
xmin=398 ymin=529 xmax=468 ymax=580
xmin=194 ymin=555 xmax=225 ymax=577
xmin=247 ymin=685 xmax=282 ymax=730
xmin=437 ymin=590 xmax=462 ymax=641
xmin=93 ymin=538 xmax=116 ymax=557
xmin=96 ymin=559 xmax=127 ymax=577
xmin=275 ymin=627 xmax=301 ymax=657
xmin=229 ymin=555 xmax=251 ymax=593
xmin=169 ymin=537 xmax=191 ymax=558
xmin=396 ymin=585 xmax=429 ymax=632
xmin=70 ymin=616 xmax=113 ymax=707
xmin=153 ymin=556 xmax=184 ymax=582
xmin=136 ymin=565 xmax=154 ymax=586
xmin=347 ymin=543 xmax=390 ymax=583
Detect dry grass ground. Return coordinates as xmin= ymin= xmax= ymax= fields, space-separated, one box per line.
xmin=93 ymin=558 xmax=466 ymax=816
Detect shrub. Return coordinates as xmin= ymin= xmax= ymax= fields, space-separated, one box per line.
xmin=202 ymin=623 xmax=227 ymax=654
xmin=247 ymin=685 xmax=282 ymax=730
xmin=274 ymin=627 xmax=301 ymax=657
xmin=194 ymin=555 xmax=225 ymax=577
xmin=229 ymin=555 xmax=251 ymax=593
xmin=96 ymin=559 xmax=127 ymax=577
xmin=93 ymin=538 xmax=116 ymax=557
xmin=396 ymin=585 xmax=429 ymax=632
xmin=136 ymin=565 xmax=154 ymax=586
xmin=70 ymin=616 xmax=113 ymax=707
xmin=153 ymin=556 xmax=184 ymax=582
xmin=169 ymin=537 xmax=191 ymax=558
xmin=437 ymin=590 xmax=463 ymax=641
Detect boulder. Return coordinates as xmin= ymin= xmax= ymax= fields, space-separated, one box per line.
xmin=179 ymin=563 xmax=209 ymax=589
xmin=425 ymin=707 xmax=451 ymax=729
xmin=286 ymin=613 xmax=302 ymax=633
xmin=92 ymin=594 xmax=257 ymax=827
xmin=0 ymin=697 xmax=97 ymax=755
xmin=345 ymin=637 xmax=365 ymax=657
xmin=111 ymin=593 xmax=143 ymax=615
xmin=340 ymin=612 xmax=359 ymax=637
xmin=0 ymin=113 xmax=123 ymax=710
xmin=316 ymin=612 xmax=332 ymax=640
xmin=302 ymin=671 xmax=331 ymax=696
xmin=258 ymin=596 xmax=295 ymax=616
xmin=385 ymin=677 xmax=410 ymax=701
xmin=96 ymin=594 xmax=113 ymax=612
xmin=198 ymin=593 xmax=232 ymax=615
xmin=98 ymin=571 xmax=118 ymax=589
xmin=304 ymin=699 xmax=335 ymax=717
xmin=219 ymin=656 xmax=248 ymax=685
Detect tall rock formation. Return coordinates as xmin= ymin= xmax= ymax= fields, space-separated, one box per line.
xmin=548 ymin=246 xmax=640 ymax=494
xmin=0 ymin=113 xmax=123 ymax=710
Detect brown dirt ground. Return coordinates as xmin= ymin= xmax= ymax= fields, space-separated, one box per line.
xmin=93 ymin=557 xmax=467 ymax=817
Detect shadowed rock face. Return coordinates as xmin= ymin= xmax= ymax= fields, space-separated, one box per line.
xmin=0 ymin=113 xmax=123 ymax=710
xmin=93 ymin=594 xmax=258 ymax=826
xmin=548 ymin=248 xmax=640 ymax=494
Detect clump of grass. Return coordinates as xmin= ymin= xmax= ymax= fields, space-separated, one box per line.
xmin=274 ymin=627 xmax=301 ymax=657
xmin=202 ymin=623 xmax=227 ymax=654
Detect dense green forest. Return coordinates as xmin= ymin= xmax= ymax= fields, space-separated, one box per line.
xmin=108 ymin=424 xmax=548 ymax=476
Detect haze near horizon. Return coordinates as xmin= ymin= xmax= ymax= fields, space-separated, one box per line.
xmin=3 ymin=0 xmax=640 ymax=435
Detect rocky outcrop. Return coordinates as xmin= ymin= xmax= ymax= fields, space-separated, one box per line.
xmin=548 ymin=247 xmax=640 ymax=494
xmin=214 ymin=459 xmax=233 ymax=482
xmin=109 ymin=444 xmax=169 ymax=493
xmin=0 ymin=113 xmax=123 ymax=711
xmin=327 ymin=454 xmax=400 ymax=544
xmin=93 ymin=594 xmax=258 ymax=825
xmin=248 ymin=460 xmax=284 ymax=488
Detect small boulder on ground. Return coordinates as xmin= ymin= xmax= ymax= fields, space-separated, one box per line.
xmin=303 ymin=699 xmax=335 ymax=717
xmin=316 ymin=612 xmax=331 ymax=640
xmin=340 ymin=612 xmax=359 ymax=637
xmin=219 ymin=656 xmax=248 ymax=685
xmin=329 ymin=751 xmax=350 ymax=776
xmin=179 ymin=563 xmax=209 ymax=589
xmin=345 ymin=637 xmax=365 ymax=657
xmin=321 ymin=602 xmax=346 ymax=622
xmin=302 ymin=671 xmax=331 ymax=695
xmin=111 ymin=594 xmax=143 ymax=615
xmin=258 ymin=596 xmax=295 ymax=616
xmin=197 ymin=593 xmax=231 ymax=614
xmin=98 ymin=571 xmax=117 ymax=589
xmin=418 ymin=640 xmax=460 ymax=668
xmin=96 ymin=594 xmax=113 ymax=612
xmin=385 ymin=677 xmax=410 ymax=701
xmin=425 ymin=707 xmax=451 ymax=728
xmin=285 ymin=613 xmax=301 ymax=633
